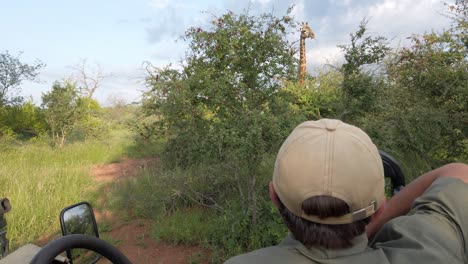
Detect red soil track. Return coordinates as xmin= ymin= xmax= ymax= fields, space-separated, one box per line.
xmin=91 ymin=158 xmax=209 ymax=264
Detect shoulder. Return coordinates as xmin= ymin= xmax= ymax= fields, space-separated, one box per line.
xmin=410 ymin=177 xmax=468 ymax=232
xmin=224 ymin=245 xmax=311 ymax=264
xmin=224 ymin=246 xmax=283 ymax=264
xmin=370 ymin=177 xmax=468 ymax=263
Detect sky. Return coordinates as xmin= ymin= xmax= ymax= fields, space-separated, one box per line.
xmin=1 ymin=0 xmax=453 ymax=105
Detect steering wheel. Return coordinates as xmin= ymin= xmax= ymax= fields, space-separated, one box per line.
xmin=379 ymin=150 xmax=406 ymax=195
xmin=30 ymin=234 xmax=131 ymax=264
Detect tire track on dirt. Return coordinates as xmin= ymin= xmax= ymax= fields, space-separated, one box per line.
xmin=90 ymin=158 xmax=209 ymax=264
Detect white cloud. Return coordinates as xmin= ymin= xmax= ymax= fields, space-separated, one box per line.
xmin=329 ymin=0 xmax=353 ymax=6
xmin=145 ymin=1 xmax=204 ymax=44
xmin=307 ymin=46 xmax=343 ymax=68
xmin=19 ymin=64 xmax=145 ymax=106
xmin=254 ymin=0 xmax=273 ymax=4
xmin=93 ymin=66 xmax=146 ymax=105
xmin=291 ymin=0 xmax=305 ymax=21
xmin=341 ymin=0 xmax=450 ymax=41
xmin=95 ymin=78 xmax=143 ymax=105
xmin=150 ymin=37 xmax=187 ymax=65
xmin=19 ymin=0 xmax=454 ymax=105
xmin=149 ymin=0 xmax=169 ymax=9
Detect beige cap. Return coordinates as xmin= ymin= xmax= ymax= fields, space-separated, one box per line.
xmin=273 ymin=119 xmax=385 ymax=225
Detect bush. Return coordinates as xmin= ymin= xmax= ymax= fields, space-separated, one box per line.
xmin=0 ymin=101 xmax=47 ymax=140
xmin=122 ymin=4 xmax=467 ymax=262
xmin=110 ymin=153 xmax=288 ymax=261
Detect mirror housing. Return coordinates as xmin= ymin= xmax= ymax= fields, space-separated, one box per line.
xmin=60 ymin=202 xmax=99 ymax=238
xmin=60 ymin=201 xmax=100 ymax=263
xmin=379 ymin=150 xmax=406 ymax=195
xmin=0 ymin=198 xmax=11 ymax=258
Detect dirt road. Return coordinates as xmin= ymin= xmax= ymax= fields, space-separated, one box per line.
xmin=91 ymin=158 xmax=209 ymax=264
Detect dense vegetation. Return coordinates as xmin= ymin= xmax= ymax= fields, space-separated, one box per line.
xmin=0 ymin=1 xmax=466 ymax=262
xmin=0 ymin=131 xmax=133 ymax=249
xmin=120 ymin=3 xmax=467 ymax=260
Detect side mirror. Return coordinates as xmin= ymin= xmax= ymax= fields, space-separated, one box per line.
xmin=60 ymin=202 xmax=100 ymax=263
xmin=0 ymin=198 xmax=11 ymax=258
xmin=379 ymin=150 xmax=406 ymax=195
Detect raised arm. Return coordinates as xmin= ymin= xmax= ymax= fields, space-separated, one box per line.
xmin=366 ymin=162 xmax=468 ymax=238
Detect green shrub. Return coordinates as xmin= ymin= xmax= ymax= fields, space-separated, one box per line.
xmin=0 ymin=131 xmax=131 ymax=249
xmin=119 ymin=4 xmax=467 ymax=262
xmin=152 ymin=207 xmax=216 ymax=246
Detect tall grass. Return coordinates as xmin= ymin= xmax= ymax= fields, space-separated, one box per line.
xmin=109 ymin=148 xmax=428 ymax=262
xmin=0 ymin=130 xmax=132 ymax=249
xmin=108 ymin=158 xmax=288 ymax=262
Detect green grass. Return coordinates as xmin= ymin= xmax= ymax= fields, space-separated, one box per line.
xmin=108 ymin=158 xmax=288 ymax=262
xmin=0 ymin=130 xmax=132 ymax=249
xmin=188 ymin=252 xmax=203 ymax=264
xmin=125 ymin=137 xmax=166 ymax=159
xmin=152 ymin=208 xmax=216 ymax=246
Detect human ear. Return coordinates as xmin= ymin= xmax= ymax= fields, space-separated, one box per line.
xmin=269 ymin=181 xmax=280 ymax=208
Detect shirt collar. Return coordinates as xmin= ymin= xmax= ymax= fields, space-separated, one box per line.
xmin=279 ymin=233 xmax=369 ymax=260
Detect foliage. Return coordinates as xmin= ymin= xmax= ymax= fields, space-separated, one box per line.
xmin=102 ymin=102 xmax=138 ymax=129
xmin=337 ymin=18 xmax=390 ymax=122
xmin=338 ymin=19 xmax=390 ymax=76
xmin=0 ymin=126 xmax=17 ymax=149
xmin=152 ymin=207 xmax=217 ymax=246
xmin=128 ymin=105 xmax=161 ymax=145
xmin=12 ymin=3 xmax=454 ymax=262
xmin=143 ymin=8 xmax=300 ymax=227
xmin=72 ymin=97 xmax=108 ymax=141
xmin=345 ymin=6 xmax=467 ymax=172
xmin=108 ymin=154 xmax=287 ymax=261
xmin=0 ymin=101 xmax=47 ymax=139
xmin=445 ymin=0 xmax=468 ymax=43
xmin=280 ymin=68 xmax=343 ymax=120
xmin=0 ymin=133 xmax=129 ymax=250
xmin=1 ymin=3 xmax=463 ymax=262
xmin=380 ymin=30 xmax=467 ymax=167
xmin=41 ymin=80 xmax=107 ymax=146
xmin=42 ymin=80 xmax=82 ymax=147
xmin=0 ymin=51 xmax=44 ymax=105
xmin=123 ymin=5 xmax=468 ymax=260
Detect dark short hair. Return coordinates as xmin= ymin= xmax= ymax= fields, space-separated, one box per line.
xmin=277 ymin=195 xmax=370 ymax=249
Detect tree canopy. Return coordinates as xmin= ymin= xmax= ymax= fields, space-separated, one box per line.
xmin=0 ymin=51 xmax=44 ymax=105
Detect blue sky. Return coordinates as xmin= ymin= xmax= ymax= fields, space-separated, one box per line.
xmin=1 ymin=0 xmax=452 ymax=105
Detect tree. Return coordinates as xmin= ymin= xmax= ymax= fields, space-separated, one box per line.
xmin=337 ymin=19 xmax=390 ymax=122
xmin=65 ymin=59 xmax=109 ymax=140
xmin=0 ymin=100 xmax=47 ymax=138
xmin=143 ymin=8 xmax=298 ymax=225
xmin=73 ymin=96 xmax=108 ymax=140
xmin=338 ymin=19 xmax=390 ymax=76
xmin=0 ymin=51 xmax=45 ymax=105
xmin=70 ymin=59 xmax=108 ymax=99
xmin=445 ymin=0 xmax=467 ymax=48
xmin=357 ymin=3 xmax=467 ymax=172
xmin=42 ymin=80 xmax=82 ymax=147
xmin=280 ymin=68 xmax=343 ymax=120
xmin=384 ymin=33 xmax=467 ymax=166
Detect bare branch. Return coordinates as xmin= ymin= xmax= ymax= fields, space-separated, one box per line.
xmin=70 ymin=59 xmax=110 ymax=99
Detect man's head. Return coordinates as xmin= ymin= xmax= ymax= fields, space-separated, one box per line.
xmin=271 ymin=119 xmax=386 ymax=248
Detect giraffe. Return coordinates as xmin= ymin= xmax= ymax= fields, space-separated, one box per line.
xmin=299 ymin=22 xmax=315 ymax=86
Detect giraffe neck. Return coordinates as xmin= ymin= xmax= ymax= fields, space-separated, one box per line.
xmin=299 ymin=37 xmax=306 ymax=86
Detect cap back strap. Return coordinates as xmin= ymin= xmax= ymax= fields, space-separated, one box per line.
xmin=300 ymin=201 xmax=377 ymax=225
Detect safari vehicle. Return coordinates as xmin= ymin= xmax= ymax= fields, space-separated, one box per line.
xmin=0 ymin=151 xmax=405 ymax=264
xmin=0 ymin=201 xmax=111 ymax=264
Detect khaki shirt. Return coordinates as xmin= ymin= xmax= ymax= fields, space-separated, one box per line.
xmin=225 ymin=177 xmax=468 ymax=263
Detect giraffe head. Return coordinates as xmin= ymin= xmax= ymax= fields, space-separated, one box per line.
xmin=300 ymin=22 xmax=315 ymax=40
